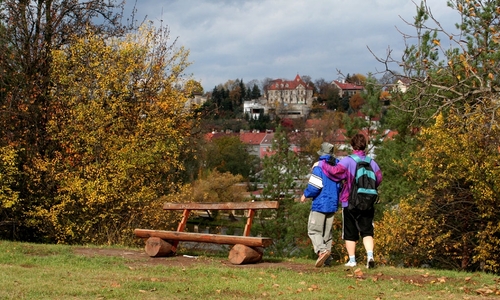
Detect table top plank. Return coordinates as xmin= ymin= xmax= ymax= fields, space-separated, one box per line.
xmin=163 ymin=201 xmax=279 ymax=211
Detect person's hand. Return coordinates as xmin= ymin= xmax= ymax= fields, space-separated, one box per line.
xmin=313 ymin=161 xmax=320 ymax=168
xmin=300 ymin=195 xmax=307 ymax=203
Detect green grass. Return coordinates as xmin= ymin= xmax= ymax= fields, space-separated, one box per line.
xmin=0 ymin=241 xmax=499 ymax=299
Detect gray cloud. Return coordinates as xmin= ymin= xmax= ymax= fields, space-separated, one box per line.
xmin=124 ymin=0 xmax=459 ymax=90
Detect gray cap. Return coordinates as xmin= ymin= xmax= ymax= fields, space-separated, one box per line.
xmin=317 ymin=142 xmax=334 ymax=156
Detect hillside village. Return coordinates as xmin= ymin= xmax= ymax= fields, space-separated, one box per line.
xmin=242 ymin=74 xmax=366 ymax=120
xmin=203 ymin=74 xmax=403 ymax=159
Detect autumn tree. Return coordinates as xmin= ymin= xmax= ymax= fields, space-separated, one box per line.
xmin=185 ymin=79 xmax=204 ymax=97
xmin=0 ymin=0 xmax=126 ymax=240
xmin=38 ymin=24 xmax=197 ymax=245
xmin=203 ymin=135 xmax=256 ymax=179
xmin=346 ymin=73 xmax=367 ymax=86
xmin=0 ymin=145 xmax=20 ymax=238
xmin=375 ymin=0 xmax=500 ymax=272
xmin=379 ymin=110 xmax=500 ymax=272
xmin=315 ymin=78 xmax=342 ymax=111
xmin=191 ymin=171 xmax=246 ymax=204
xmin=348 ymin=93 xmax=365 ymax=111
xmin=170 ymin=170 xmax=246 ymax=221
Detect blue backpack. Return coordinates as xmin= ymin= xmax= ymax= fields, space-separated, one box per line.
xmin=348 ymin=154 xmax=378 ymax=211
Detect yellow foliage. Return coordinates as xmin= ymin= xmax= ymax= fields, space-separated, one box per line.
xmin=378 ymin=105 xmax=500 ymax=272
xmin=42 ymin=25 xmax=197 ymax=245
xmin=379 ymin=90 xmax=391 ymax=100
xmin=0 ymin=145 xmax=20 ymax=210
xmin=176 ymin=170 xmax=245 ymax=204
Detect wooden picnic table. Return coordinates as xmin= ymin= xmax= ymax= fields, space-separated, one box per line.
xmin=134 ymin=200 xmax=279 ymax=265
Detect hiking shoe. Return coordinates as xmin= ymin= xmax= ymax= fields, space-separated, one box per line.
xmin=323 ymin=255 xmax=333 ymax=267
xmin=344 ymin=261 xmax=357 ymax=267
xmin=315 ymin=250 xmax=331 ymax=267
xmin=367 ymin=258 xmax=375 ymax=269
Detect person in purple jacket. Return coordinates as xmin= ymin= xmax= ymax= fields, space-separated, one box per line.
xmin=316 ymin=133 xmax=382 ymax=269
xmin=300 ymin=142 xmax=341 ymax=267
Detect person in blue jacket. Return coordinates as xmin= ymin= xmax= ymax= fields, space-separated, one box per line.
xmin=300 ymin=142 xmax=341 ymax=267
xmin=317 ymin=133 xmax=382 ymax=269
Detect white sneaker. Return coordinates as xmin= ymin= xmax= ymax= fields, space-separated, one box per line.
xmin=344 ymin=261 xmax=357 ymax=267
xmin=367 ymin=258 xmax=375 ymax=269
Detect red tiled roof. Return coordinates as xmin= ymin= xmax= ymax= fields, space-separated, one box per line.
xmin=305 ymin=119 xmax=322 ymax=128
xmin=383 ymin=130 xmax=398 ymax=141
xmin=352 ymin=110 xmax=382 ymax=122
xmin=239 ymin=132 xmax=267 ymax=145
xmin=204 ymin=131 xmax=239 ymax=142
xmin=268 ymin=74 xmax=314 ymax=91
xmin=260 ymin=133 xmax=274 ymax=145
xmin=328 ymin=129 xmax=348 ymax=143
xmin=333 ymin=80 xmax=363 ymax=91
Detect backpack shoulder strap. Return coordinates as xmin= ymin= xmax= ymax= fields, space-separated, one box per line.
xmin=349 ymin=154 xmax=361 ymax=163
xmin=350 ymin=154 xmax=372 ymax=164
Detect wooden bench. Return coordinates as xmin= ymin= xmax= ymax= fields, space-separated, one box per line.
xmin=134 ymin=201 xmax=279 ymax=265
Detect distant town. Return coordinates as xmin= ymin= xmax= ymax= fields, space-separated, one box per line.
xmin=191 ymin=74 xmax=405 ymax=158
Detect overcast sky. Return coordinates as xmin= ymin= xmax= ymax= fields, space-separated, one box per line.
xmin=123 ymin=0 xmax=459 ymax=91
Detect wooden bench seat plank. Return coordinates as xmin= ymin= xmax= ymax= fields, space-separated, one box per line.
xmin=163 ymin=201 xmax=279 ymax=211
xmin=134 ymin=229 xmax=273 ymax=247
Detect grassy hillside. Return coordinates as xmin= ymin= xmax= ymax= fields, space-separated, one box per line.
xmin=0 ymin=241 xmax=498 ymax=299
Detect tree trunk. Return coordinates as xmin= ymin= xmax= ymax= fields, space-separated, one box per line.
xmin=228 ymin=244 xmax=263 ymax=265
xmin=144 ymin=237 xmax=173 ymax=257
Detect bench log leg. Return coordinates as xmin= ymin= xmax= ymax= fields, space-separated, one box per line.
xmin=145 ymin=237 xmax=174 ymax=257
xmin=228 ymin=244 xmax=263 ymax=265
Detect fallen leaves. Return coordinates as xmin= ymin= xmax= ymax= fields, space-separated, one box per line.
xmin=430 ymin=276 xmax=446 ymax=284
xmin=202 ymin=266 xmax=498 ymax=299
xmin=475 ymin=286 xmax=497 ymax=295
xmin=354 ymin=268 xmax=364 ymax=278
xmin=474 ymin=282 xmax=500 ymax=296
xmin=253 ymin=273 xmax=325 ymax=297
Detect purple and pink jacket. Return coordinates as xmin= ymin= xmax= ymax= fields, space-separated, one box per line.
xmin=320 ymin=150 xmax=383 ymax=208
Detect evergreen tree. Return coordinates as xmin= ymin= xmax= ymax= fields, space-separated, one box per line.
xmin=246 ymin=87 xmax=252 ymax=101
xmin=251 ymin=84 xmax=262 ymax=99
xmin=254 ymin=125 xmax=309 ymax=257
xmin=239 ymin=79 xmax=246 ymax=103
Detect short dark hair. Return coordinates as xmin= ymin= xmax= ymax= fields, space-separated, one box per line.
xmin=350 ymin=133 xmax=367 ymax=151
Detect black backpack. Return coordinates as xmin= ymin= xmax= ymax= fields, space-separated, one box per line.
xmin=348 ymin=154 xmax=378 ymax=211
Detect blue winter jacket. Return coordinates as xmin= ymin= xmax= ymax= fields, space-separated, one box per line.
xmin=303 ymin=155 xmax=341 ymax=213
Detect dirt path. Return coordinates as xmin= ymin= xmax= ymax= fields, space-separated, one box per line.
xmin=73 ymin=247 xmax=315 ymax=272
